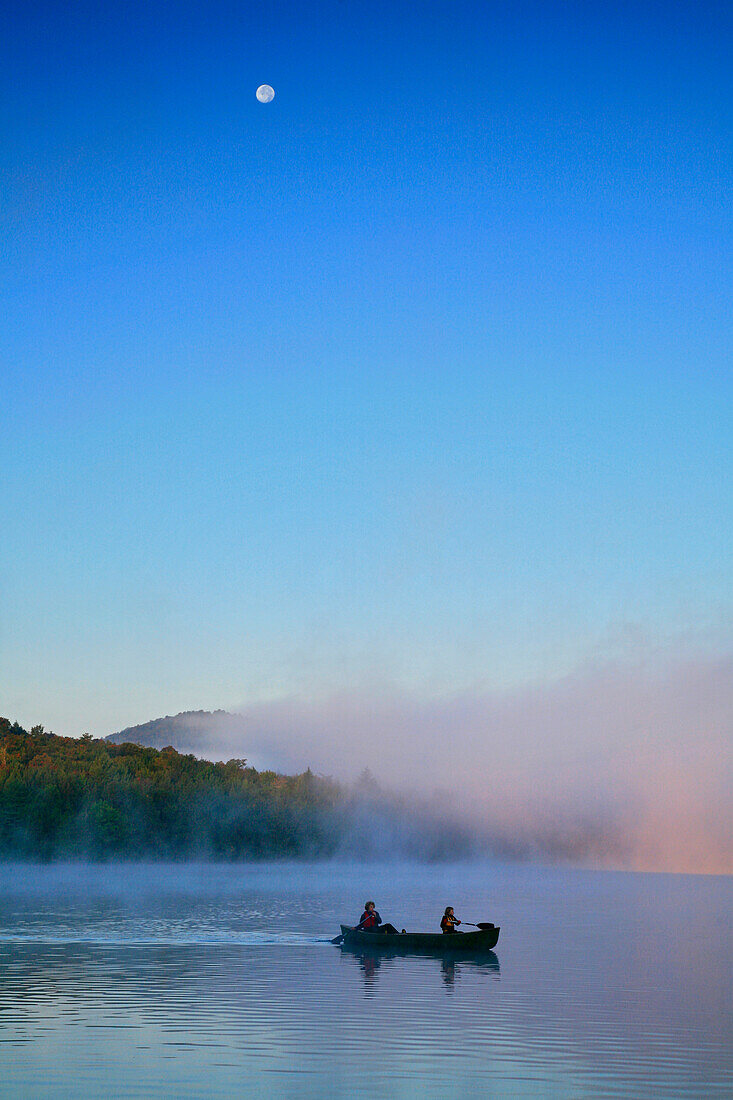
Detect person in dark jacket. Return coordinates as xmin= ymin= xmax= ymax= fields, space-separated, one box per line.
xmin=440 ymin=906 xmax=462 ymax=934
xmin=358 ymin=901 xmax=402 ymax=934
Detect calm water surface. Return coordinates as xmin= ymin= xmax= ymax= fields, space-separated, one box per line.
xmin=0 ymin=862 xmax=730 ymax=1098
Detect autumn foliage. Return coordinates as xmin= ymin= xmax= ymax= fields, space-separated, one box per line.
xmin=0 ymin=718 xmax=344 ymax=859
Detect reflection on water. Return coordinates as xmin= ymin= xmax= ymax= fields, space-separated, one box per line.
xmin=0 ymin=862 xmax=730 ymax=1098
xmin=340 ymin=945 xmax=500 ymax=994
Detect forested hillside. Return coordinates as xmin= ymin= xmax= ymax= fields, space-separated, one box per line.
xmin=0 ymin=719 xmax=474 ymax=861
xmin=105 ymin=710 xmax=250 ymax=756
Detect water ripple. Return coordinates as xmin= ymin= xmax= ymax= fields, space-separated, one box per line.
xmin=0 ymin=863 xmax=730 ymax=1099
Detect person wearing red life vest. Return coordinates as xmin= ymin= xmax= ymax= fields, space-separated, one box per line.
xmin=440 ymin=906 xmax=462 ymax=933
xmin=357 ymin=900 xmax=402 ymax=934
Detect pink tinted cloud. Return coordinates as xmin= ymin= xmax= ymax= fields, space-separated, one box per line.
xmin=229 ymin=653 xmax=731 ymax=873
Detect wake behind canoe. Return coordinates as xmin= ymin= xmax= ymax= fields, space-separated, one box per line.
xmin=339 ymin=924 xmax=500 ymax=951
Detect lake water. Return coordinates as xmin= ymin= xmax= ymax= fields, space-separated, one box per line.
xmin=0 ymin=862 xmax=730 ymax=1098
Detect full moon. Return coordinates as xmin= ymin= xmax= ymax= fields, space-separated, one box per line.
xmin=256 ymin=85 xmax=275 ymax=103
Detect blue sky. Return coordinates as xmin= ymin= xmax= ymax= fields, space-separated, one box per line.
xmin=2 ymin=0 xmax=731 ymax=738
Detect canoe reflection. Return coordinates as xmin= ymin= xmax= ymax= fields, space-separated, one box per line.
xmin=340 ymin=944 xmax=500 ymax=991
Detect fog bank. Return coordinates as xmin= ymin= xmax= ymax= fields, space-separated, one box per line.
xmin=221 ymin=653 xmax=730 ymax=875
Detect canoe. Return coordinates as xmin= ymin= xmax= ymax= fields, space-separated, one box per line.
xmin=339 ymin=924 xmax=500 ymax=952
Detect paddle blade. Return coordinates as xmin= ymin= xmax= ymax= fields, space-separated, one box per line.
xmin=475 ymin=922 xmax=495 ymax=930
xmin=330 ymin=934 xmax=344 ymax=945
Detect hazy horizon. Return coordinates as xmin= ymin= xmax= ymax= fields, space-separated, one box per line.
xmin=57 ymin=641 xmax=728 ymax=876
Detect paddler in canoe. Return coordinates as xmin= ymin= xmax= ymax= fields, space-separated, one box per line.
xmin=357 ymin=900 xmax=404 ymax=935
xmin=440 ymin=906 xmax=462 ymax=934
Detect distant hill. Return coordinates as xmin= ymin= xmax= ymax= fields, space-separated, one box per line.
xmin=106 ymin=710 xmax=253 ymax=762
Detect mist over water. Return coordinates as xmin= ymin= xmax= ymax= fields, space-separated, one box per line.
xmin=161 ymin=652 xmax=731 ymax=874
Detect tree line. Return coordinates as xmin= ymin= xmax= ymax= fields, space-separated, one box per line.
xmin=0 ymin=719 xmax=475 ymax=861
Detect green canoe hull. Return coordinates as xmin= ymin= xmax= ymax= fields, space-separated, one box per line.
xmin=339 ymin=924 xmax=500 ymax=952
